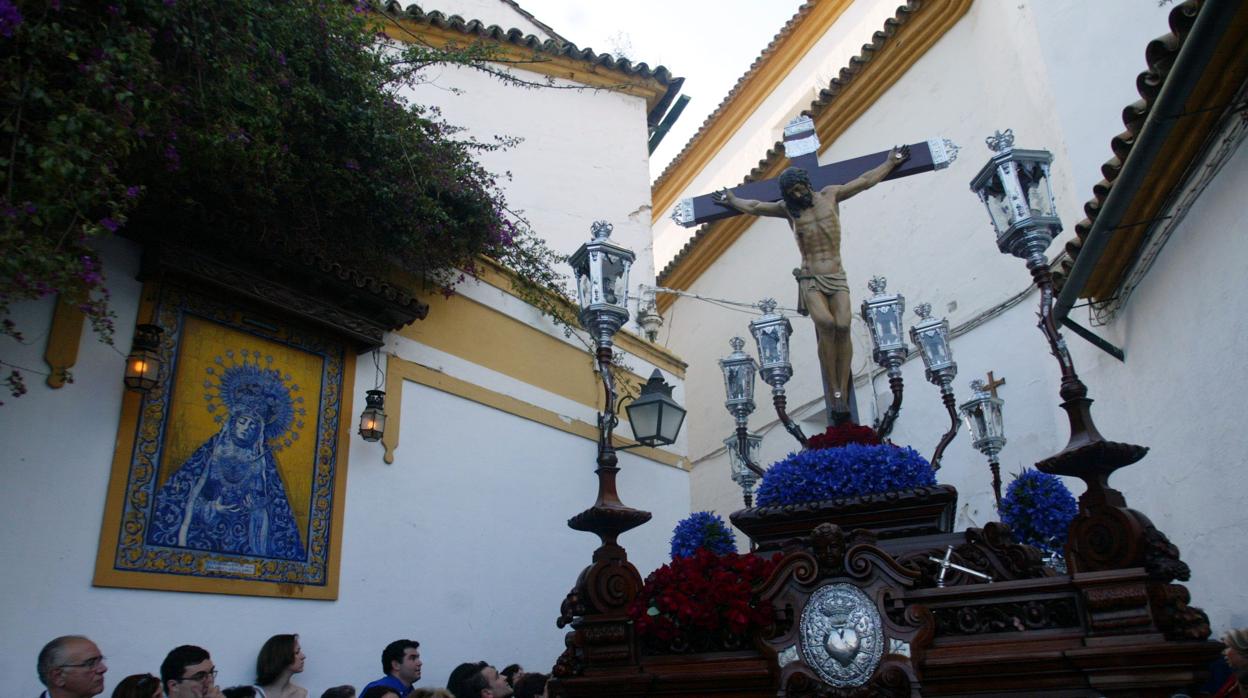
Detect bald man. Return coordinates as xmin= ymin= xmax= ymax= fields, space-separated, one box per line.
xmin=36 ymin=636 xmax=108 ymax=698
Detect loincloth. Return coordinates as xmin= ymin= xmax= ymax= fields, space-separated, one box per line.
xmin=793 ymin=269 xmax=849 ymax=317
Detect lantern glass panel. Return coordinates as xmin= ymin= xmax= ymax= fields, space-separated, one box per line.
xmin=658 ymin=403 xmax=686 ymax=444
xmin=867 ymin=303 xmax=904 ymax=349
xmin=359 ymin=408 xmax=386 ymax=441
xmin=627 ymin=399 xmax=660 ymax=443
xmin=723 ymin=433 xmax=762 ymax=481
xmin=755 ymin=325 xmax=786 ymax=365
xmin=1019 ymin=161 xmax=1056 ymax=219
xmin=962 ymin=403 xmax=988 ymax=440
xmin=723 ymin=362 xmax=754 ymax=401
xmin=917 ymin=329 xmax=951 ymax=368
xmin=124 ymin=348 xmax=161 ymax=391
xmin=600 ymin=253 xmax=631 ymax=308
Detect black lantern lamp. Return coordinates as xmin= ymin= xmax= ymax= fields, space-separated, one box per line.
xmin=123 ymin=324 xmax=163 ymax=392
xmin=720 ymin=337 xmax=764 ymax=480
xmin=624 ymin=369 xmax=686 ymax=448
xmin=723 ymin=431 xmax=763 ymax=507
xmin=358 ymin=389 xmax=386 ymax=442
xmin=749 ymin=298 xmax=807 ymax=447
xmin=910 ymin=303 xmax=959 ymax=470
xmin=860 ymin=276 xmax=908 ymax=439
xmin=959 ymin=379 xmax=1006 ymax=505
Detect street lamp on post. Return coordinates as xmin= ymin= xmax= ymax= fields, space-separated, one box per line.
xmin=910 ymin=303 xmax=958 ymax=470
xmin=860 ymin=276 xmax=908 ymax=439
xmin=748 ymin=298 xmax=807 ymax=447
xmin=969 ymin=130 xmax=1119 ymax=477
xmin=959 ymin=379 xmax=1007 ymax=505
xmin=720 ymin=337 xmax=765 ymax=481
xmin=624 ymin=369 xmax=686 ymax=448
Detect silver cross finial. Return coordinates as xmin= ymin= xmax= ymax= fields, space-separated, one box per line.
xmin=757 ymin=298 xmax=778 ymax=315
xmin=867 ymin=276 xmax=888 ymax=295
xmin=729 ymin=336 xmax=745 ymax=352
xmin=928 ymin=545 xmax=994 ymax=587
xmin=914 ymin=302 xmax=932 ymax=320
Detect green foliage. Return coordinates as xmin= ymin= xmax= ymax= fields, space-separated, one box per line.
xmin=1 ymin=0 xmax=570 ymax=393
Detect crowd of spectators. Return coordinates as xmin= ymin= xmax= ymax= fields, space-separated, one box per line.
xmin=35 ymin=635 xmax=548 ymax=698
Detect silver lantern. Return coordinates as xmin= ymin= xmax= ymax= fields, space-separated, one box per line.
xmin=969 ymin=129 xmax=1061 ymax=264
xmin=724 ymin=431 xmax=763 ymax=507
xmin=960 ymin=379 xmax=1006 ymax=504
xmin=910 ymin=303 xmax=956 ymax=387
xmin=569 ymin=220 xmax=635 ymax=346
xmin=861 ymin=276 xmax=908 ymax=367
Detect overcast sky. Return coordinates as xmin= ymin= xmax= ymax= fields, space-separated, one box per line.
xmin=514 ymin=1 xmax=805 ymax=180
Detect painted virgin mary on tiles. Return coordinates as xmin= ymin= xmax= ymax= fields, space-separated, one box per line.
xmin=148 ymin=354 xmax=305 ymax=561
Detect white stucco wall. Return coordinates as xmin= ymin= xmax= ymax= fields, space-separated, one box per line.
xmin=0 ymin=224 xmax=690 ymax=694
xmin=667 ymin=0 xmax=1246 ymax=631
xmin=400 ymin=60 xmax=658 ymax=295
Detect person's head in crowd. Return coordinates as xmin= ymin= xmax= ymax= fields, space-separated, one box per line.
xmin=221 ymin=689 xmax=256 ymax=698
xmin=359 ymin=687 xmax=400 ymax=698
xmin=446 ymin=662 xmax=485 ymax=698
xmin=255 ymin=633 xmax=305 ymax=686
xmin=410 ymin=690 xmax=454 ymax=698
xmin=160 ymin=645 xmax=219 ymax=698
xmin=1225 ymin=627 xmax=1248 ymax=673
xmin=319 ymin=687 xmax=355 ymax=698
xmin=512 ymin=673 xmax=548 ymax=698
xmin=111 ymin=674 xmax=161 ymax=698
xmin=499 ymin=666 xmax=523 ymax=689
xmin=457 ymin=663 xmax=513 ymax=698
xmin=381 ymin=639 xmax=422 ymax=686
xmin=37 ymin=636 xmax=108 ymax=698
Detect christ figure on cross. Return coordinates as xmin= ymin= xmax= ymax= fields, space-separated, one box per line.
xmin=712 ymin=145 xmax=910 ymax=422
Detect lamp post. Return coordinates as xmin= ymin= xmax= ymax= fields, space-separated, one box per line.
xmin=123 ymin=324 xmax=163 ymax=392
xmin=860 ymin=276 xmax=908 ymax=439
xmin=566 ymin=220 xmax=651 ymax=546
xmin=969 ymin=130 xmax=1126 ymax=479
xmin=720 ymin=337 xmax=765 ymax=480
xmin=959 ymin=379 xmax=1006 ymax=505
xmin=723 ymin=432 xmax=763 ymax=507
xmin=910 ymin=303 xmax=958 ymax=470
xmin=748 ymin=298 xmax=807 ymax=447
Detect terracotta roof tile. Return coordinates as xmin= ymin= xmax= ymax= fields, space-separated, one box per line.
xmin=381 ymin=2 xmax=678 ymax=87
xmin=1054 ymin=0 xmax=1202 ymax=290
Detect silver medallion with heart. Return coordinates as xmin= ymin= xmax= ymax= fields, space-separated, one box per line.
xmin=798 ymin=583 xmax=884 ymax=687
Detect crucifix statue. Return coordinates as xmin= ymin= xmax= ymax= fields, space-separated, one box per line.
xmin=673 ymin=116 xmax=957 ymax=423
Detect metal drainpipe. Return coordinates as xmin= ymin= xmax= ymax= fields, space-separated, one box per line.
xmin=1053 ymin=0 xmax=1238 ymax=322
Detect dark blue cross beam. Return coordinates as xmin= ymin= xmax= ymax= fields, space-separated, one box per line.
xmin=670 ymin=117 xmax=959 ymax=227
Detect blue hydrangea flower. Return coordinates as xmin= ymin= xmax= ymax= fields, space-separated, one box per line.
xmin=670 ymin=511 xmax=736 ymax=559
xmin=754 ymin=443 xmax=935 ymax=507
xmin=998 ymin=469 xmax=1079 ymax=553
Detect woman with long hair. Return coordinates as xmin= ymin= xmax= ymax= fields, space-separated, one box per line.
xmin=254 ymin=633 xmax=307 ymax=698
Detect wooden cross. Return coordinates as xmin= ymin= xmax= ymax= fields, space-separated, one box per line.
xmin=984 ymin=370 xmax=1006 ymax=399
xmin=670 ymin=116 xmax=959 ymax=227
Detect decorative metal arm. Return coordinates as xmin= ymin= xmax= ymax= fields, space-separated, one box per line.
xmin=874 ymin=358 xmax=905 ymax=440
xmin=595 ymin=343 xmax=618 ymax=463
xmin=771 ymin=387 xmax=808 ymax=448
xmin=929 ymin=383 xmax=959 ymax=471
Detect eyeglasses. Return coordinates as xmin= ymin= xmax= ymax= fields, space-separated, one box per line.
xmin=174 ymin=669 xmax=218 ymax=683
xmin=59 ymin=656 xmax=106 ymax=670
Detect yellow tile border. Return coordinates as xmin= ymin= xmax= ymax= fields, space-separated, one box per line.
xmin=382 ymin=355 xmax=688 ymax=471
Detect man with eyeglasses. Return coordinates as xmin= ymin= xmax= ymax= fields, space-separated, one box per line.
xmin=36 ymin=635 xmax=108 ymax=698
xmin=160 ymin=645 xmax=225 ymax=698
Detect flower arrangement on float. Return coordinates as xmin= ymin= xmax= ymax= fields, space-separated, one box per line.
xmin=628 ymin=512 xmax=778 ymax=653
xmin=998 ymin=468 xmax=1078 ymax=554
xmin=754 ymin=424 xmax=935 ymax=508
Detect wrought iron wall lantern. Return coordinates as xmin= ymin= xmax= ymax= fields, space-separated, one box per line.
xmin=358 ymin=389 xmax=387 ymax=442
xmin=123 ymin=323 xmax=163 ymax=392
